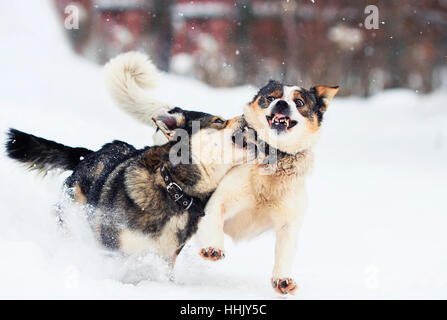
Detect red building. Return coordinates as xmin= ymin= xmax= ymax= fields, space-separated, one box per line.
xmin=54 ymin=0 xmax=447 ymax=95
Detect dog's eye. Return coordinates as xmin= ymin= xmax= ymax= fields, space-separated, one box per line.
xmin=266 ymin=96 xmax=276 ymax=102
xmin=214 ymin=118 xmax=225 ymax=124
xmin=294 ymin=99 xmax=304 ymax=107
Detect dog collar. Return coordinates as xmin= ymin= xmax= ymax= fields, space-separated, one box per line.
xmin=160 ymin=164 xmax=205 ymax=216
xmin=256 ymin=137 xmax=306 ymax=160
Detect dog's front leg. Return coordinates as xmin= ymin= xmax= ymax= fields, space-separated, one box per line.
xmin=271 ymin=221 xmax=300 ymax=295
xmin=197 ymin=165 xmax=252 ymax=261
xmin=196 ymin=194 xmax=227 ymax=261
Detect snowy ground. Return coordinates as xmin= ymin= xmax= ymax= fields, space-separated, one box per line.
xmin=0 ymin=1 xmax=446 ymax=299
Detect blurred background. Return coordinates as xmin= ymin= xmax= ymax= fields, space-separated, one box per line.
xmin=53 ymin=0 xmax=447 ymax=96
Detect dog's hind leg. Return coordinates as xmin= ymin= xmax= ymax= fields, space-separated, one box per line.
xmin=54 ymin=202 xmax=66 ymax=230
xmin=223 ymin=209 xmax=271 ymax=241
xmin=53 ymin=186 xmax=75 ymax=235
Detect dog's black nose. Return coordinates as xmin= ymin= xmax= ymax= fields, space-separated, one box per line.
xmin=271 ymin=100 xmax=290 ymax=116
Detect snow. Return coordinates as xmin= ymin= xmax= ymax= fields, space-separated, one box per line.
xmin=1 ymin=0 xmax=446 ymax=299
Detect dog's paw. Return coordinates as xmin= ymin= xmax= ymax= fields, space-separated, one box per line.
xmin=199 ymin=247 xmax=225 ymax=261
xmin=271 ymin=278 xmax=298 ymax=295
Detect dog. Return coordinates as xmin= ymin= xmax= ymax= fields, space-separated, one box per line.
xmin=196 ymin=81 xmax=339 ymax=294
xmin=5 ymin=59 xmax=253 ymax=267
xmin=103 ymin=52 xmax=338 ymax=294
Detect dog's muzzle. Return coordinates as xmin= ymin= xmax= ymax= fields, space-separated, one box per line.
xmin=266 ymin=101 xmax=297 ymax=132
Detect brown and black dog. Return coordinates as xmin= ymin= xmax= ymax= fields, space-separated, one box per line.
xmin=5 ymin=108 xmax=252 ymax=268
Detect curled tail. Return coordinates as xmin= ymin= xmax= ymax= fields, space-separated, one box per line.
xmin=104 ymin=51 xmax=173 ymax=129
xmin=5 ymin=129 xmax=93 ymax=174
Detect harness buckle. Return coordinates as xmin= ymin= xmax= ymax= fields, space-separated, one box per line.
xmin=166 ymin=182 xmax=183 ymax=201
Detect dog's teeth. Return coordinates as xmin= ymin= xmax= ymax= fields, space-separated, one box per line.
xmin=271 ymin=116 xmax=291 ymax=126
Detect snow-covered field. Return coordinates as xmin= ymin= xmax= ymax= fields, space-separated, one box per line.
xmin=1 ymin=1 xmax=446 ymax=299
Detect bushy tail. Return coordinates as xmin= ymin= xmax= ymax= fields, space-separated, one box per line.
xmin=104 ymin=51 xmax=173 ymax=129
xmin=5 ymin=129 xmax=93 ymax=174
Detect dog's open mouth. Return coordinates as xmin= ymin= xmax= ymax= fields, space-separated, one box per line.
xmin=231 ymin=127 xmax=258 ymax=153
xmin=266 ymin=113 xmax=297 ymax=131
xmin=231 ymin=130 xmax=248 ymax=149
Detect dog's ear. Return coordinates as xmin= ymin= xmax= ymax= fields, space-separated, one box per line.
xmin=311 ymin=85 xmax=339 ymax=113
xmin=152 ymin=109 xmax=186 ymax=142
